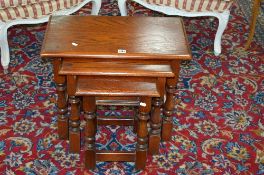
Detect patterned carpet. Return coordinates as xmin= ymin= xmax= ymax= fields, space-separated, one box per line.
xmin=0 ymin=0 xmax=264 ymax=174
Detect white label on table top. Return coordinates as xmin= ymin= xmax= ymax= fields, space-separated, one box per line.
xmin=118 ymin=49 xmax=126 ymax=53
xmin=140 ymin=102 xmax=146 ymax=107
xmin=72 ymin=42 xmax=78 ymax=46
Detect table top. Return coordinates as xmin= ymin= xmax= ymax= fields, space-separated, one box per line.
xmin=41 ymin=16 xmax=191 ymax=60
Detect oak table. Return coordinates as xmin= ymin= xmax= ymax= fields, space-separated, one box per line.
xmin=41 ymin=15 xmax=191 ymax=170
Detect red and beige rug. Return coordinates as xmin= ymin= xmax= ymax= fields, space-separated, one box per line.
xmin=0 ymin=0 xmax=263 ymax=174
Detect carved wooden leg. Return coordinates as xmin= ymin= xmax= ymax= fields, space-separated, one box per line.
xmin=83 ymin=96 xmax=97 ymax=169
xmin=162 ymin=61 xmax=180 ymax=141
xmin=53 ymin=59 xmax=68 ymax=140
xmin=67 ymin=76 xmax=80 ymax=153
xmin=149 ymin=97 xmax=162 ymax=155
xmin=136 ymin=97 xmax=151 ymax=170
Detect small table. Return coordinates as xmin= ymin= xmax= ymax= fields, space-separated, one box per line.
xmin=41 ymin=16 xmax=191 ymax=169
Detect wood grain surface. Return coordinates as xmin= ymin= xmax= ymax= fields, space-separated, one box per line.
xmin=76 ymin=76 xmax=160 ymax=97
xmin=59 ymin=58 xmax=174 ymax=77
xmin=41 ymin=16 xmax=191 ymax=60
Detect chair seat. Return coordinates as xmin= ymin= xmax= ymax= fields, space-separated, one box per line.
xmin=0 ymin=0 xmax=83 ymax=22
xmin=141 ymin=0 xmax=233 ymax=12
xmin=0 ymin=0 xmax=50 ymax=9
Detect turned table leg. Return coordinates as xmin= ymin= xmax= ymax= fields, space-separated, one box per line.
xmin=133 ymin=106 xmax=139 ymax=133
xmin=245 ymin=0 xmax=261 ymax=49
xmin=67 ymin=75 xmax=80 ymax=153
xmin=53 ymin=59 xmax=68 ymax=140
xmin=136 ymin=97 xmax=151 ymax=170
xmin=149 ymin=97 xmax=162 ymax=155
xmin=83 ymin=96 xmax=97 ymax=169
xmin=162 ymin=60 xmax=180 ymax=141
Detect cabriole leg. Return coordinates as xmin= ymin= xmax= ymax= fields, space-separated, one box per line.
xmin=91 ymin=0 xmax=102 ymax=15
xmin=0 ymin=24 xmax=10 ymax=73
xmin=214 ymin=11 xmax=230 ymax=55
xmin=118 ymin=0 xmax=128 ymax=16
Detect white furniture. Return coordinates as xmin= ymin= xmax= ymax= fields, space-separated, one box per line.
xmin=0 ymin=0 xmax=101 ymax=71
xmin=118 ymin=0 xmax=234 ymax=55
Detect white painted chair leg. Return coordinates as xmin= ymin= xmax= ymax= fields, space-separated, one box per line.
xmin=214 ymin=11 xmax=230 ymax=56
xmin=0 ymin=24 xmax=10 ymax=71
xmin=91 ymin=0 xmax=102 ymax=15
xmin=118 ymin=0 xmax=128 ymax=16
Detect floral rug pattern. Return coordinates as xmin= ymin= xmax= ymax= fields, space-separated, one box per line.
xmin=0 ymin=0 xmax=263 ymax=174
